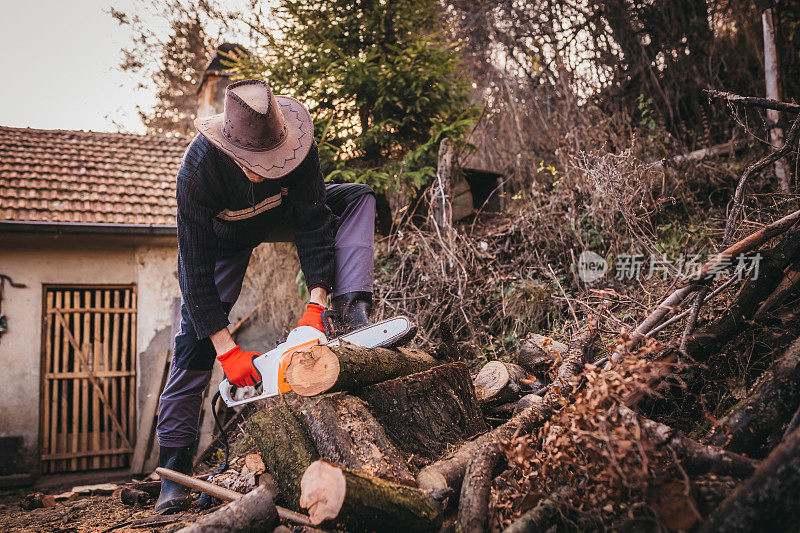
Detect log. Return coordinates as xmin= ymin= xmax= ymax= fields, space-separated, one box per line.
xmin=293 ymin=393 xmax=415 ymax=485
xmin=474 ymin=361 xmax=528 ymax=406
xmin=517 ymin=335 xmax=567 ymax=374
xmin=705 ymin=335 xmax=800 ymax=457
xmin=698 ymin=423 xmax=800 ymax=532
xmin=513 ymin=394 xmax=545 ymax=416
xmin=174 ymin=485 xmax=277 ymax=533
xmin=286 ymin=344 xmax=438 ymax=397
xmin=358 ymin=362 xmax=488 ymax=460
xmin=300 ymin=460 xmax=443 ymax=532
xmin=618 ymin=407 xmax=757 ymax=479
xmin=244 ymin=397 xmax=319 ymax=510
xmin=456 ymin=446 xmax=503 ymax=533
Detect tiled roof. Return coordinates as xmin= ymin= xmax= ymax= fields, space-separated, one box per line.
xmin=0 ymin=125 xmax=189 ymax=226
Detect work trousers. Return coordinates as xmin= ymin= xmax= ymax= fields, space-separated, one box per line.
xmin=157 ymin=183 xmax=374 ymax=447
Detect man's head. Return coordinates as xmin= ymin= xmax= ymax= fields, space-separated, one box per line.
xmin=194 ymin=79 xmax=314 ymax=180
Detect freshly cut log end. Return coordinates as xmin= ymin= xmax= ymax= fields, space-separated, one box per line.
xmin=301 ymin=460 xmax=443 ymax=533
xmin=286 ymin=345 xmax=341 ymax=397
xmin=473 ymin=361 xmax=527 ymax=405
xmin=518 ymin=335 xmax=567 ymax=374
xmin=300 ymin=460 xmax=347 ymax=525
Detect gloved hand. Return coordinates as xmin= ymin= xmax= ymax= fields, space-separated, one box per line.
xmin=298 ymin=303 xmax=326 ymax=332
xmin=217 ymin=345 xmax=261 ymax=387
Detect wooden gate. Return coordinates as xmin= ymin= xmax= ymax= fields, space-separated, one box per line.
xmin=40 ymin=285 xmax=137 ymax=473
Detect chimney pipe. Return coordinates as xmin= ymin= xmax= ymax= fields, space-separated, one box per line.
xmin=197 ymin=43 xmax=250 ymax=118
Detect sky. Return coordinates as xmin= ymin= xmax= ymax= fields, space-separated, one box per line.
xmin=0 ymin=1 xmax=160 ymax=133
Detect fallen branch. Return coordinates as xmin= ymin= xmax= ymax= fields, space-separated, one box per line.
xmin=705 ymin=335 xmax=800 ymax=456
xmin=618 ymin=407 xmax=757 ymax=479
xmin=174 ymin=485 xmax=277 ymax=533
xmin=457 ymin=446 xmax=503 ymax=533
xmin=630 ymin=208 xmax=800 ymax=346
xmin=698 ymin=422 xmax=800 ymax=532
xmin=704 ymin=89 xmax=800 ymax=115
xmin=502 ymin=487 xmax=569 ymax=533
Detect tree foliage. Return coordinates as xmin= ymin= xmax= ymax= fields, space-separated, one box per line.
xmin=232 ymin=0 xmax=480 ymax=195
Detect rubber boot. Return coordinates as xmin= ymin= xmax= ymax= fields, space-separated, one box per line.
xmin=154 ymin=444 xmax=194 ymax=513
xmin=331 ymin=291 xmax=373 ymax=332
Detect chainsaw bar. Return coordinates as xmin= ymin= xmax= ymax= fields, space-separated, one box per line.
xmin=219 ymin=316 xmax=416 ymax=407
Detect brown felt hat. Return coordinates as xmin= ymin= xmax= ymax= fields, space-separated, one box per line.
xmin=194 ymin=79 xmax=313 ymax=179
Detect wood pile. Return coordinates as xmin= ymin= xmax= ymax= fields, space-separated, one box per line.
xmin=182 ymin=203 xmax=800 ymax=533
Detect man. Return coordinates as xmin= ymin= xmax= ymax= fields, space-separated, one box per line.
xmin=155 ymin=79 xmax=375 ymax=512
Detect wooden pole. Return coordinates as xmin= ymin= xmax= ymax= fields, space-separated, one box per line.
xmin=762 ymin=6 xmax=790 ymax=192
xmin=155 ymin=467 xmax=313 ymax=527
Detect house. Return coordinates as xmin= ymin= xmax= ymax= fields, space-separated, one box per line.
xmin=0 ymin=45 xmax=301 ymax=485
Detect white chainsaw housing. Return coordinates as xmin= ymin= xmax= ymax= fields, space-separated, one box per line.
xmin=219 ymin=316 xmax=413 ymax=407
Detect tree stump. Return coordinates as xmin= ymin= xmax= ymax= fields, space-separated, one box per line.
xmin=294 ymin=393 xmax=415 ymax=485
xmin=286 ymin=344 xmax=437 ymax=396
xmin=300 ymin=460 xmax=443 ymax=533
xmin=358 ymin=362 xmax=488 ymax=460
xmin=244 ymin=397 xmax=318 ymax=510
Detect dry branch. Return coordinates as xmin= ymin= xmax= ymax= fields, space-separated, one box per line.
xmin=703 ymin=89 xmax=800 ymax=114
xmin=630 ymin=208 xmax=800 ymax=346
xmin=698 ymin=423 xmax=800 ymax=532
xmin=618 ymin=407 xmax=757 ymax=479
xmin=174 ymin=485 xmax=277 ymax=533
xmin=705 ymin=335 xmax=800 ymax=457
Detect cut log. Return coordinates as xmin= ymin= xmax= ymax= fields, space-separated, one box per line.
xmin=705 ymin=335 xmax=800 ymax=457
xmin=513 ymin=394 xmax=545 ymax=416
xmin=245 ymin=396 xmax=319 ymax=509
xmin=473 ymin=361 xmax=528 ymax=406
xmin=300 ymin=460 xmax=443 ymax=533
xmin=174 ymin=485 xmax=277 ymax=533
xmin=358 ymin=362 xmax=488 ymax=460
xmin=456 ymin=446 xmax=503 ymax=533
xmin=618 ymin=407 xmax=757 ymax=479
xmin=517 ymin=334 xmax=567 ymax=374
xmin=293 ymin=393 xmax=415 ymax=485
xmin=286 ymin=344 xmax=437 ymax=397
xmin=698 ymin=423 xmax=800 ymax=532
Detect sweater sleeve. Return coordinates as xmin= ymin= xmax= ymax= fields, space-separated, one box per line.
xmin=176 ymin=169 xmax=230 ymax=339
xmin=287 ymin=142 xmax=336 ymax=292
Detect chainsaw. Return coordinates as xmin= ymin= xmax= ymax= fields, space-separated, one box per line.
xmin=218 ymin=316 xmax=416 ymax=407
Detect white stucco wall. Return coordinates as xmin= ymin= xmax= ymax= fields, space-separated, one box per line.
xmin=0 ymin=233 xmax=179 ymax=476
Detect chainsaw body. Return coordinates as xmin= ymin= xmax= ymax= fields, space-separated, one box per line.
xmin=218 ymin=316 xmax=415 ymax=407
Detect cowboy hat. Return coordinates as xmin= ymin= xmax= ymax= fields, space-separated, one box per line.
xmin=194 ymin=79 xmax=313 ymax=179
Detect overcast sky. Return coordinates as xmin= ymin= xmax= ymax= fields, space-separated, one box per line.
xmin=0 ymin=1 xmax=160 ymax=133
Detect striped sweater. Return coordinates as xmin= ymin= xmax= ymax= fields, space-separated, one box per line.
xmin=176 ymin=134 xmax=335 ymax=339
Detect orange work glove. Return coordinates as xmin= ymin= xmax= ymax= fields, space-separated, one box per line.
xmin=217 ymin=345 xmax=261 ymax=387
xmin=298 ymin=303 xmax=326 ymax=332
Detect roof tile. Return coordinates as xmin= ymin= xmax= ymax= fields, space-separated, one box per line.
xmin=0 ymin=125 xmax=188 ymax=226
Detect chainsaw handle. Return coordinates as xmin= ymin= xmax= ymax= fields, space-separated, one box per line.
xmin=219 ymin=378 xmax=236 ymax=406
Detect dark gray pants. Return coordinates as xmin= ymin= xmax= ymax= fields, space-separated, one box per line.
xmin=157 ymin=183 xmax=374 ymax=447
